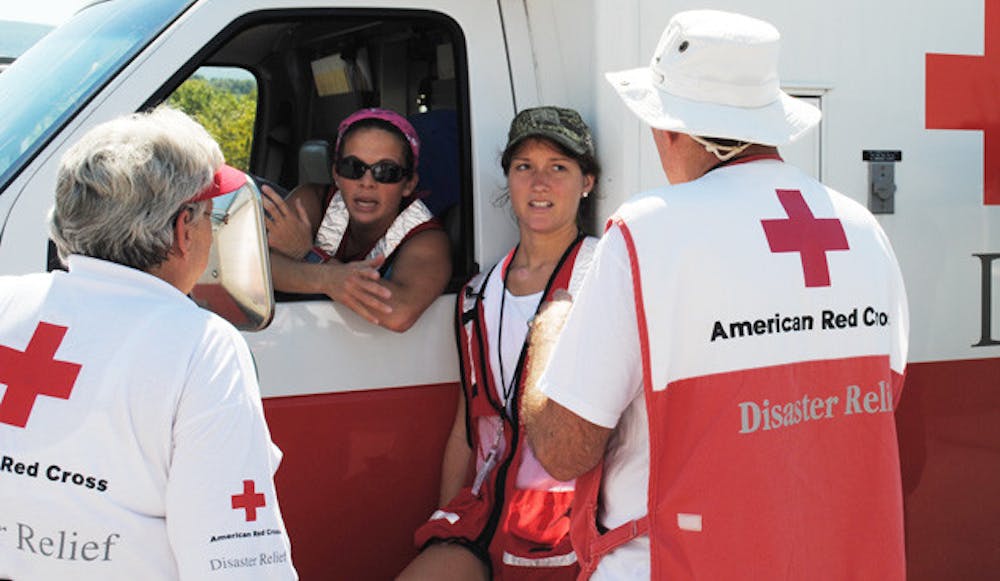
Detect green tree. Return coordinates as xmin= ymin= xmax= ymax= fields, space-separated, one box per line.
xmin=167 ymin=75 xmax=257 ymax=171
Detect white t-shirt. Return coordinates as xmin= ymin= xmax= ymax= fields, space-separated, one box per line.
xmin=0 ymin=256 xmax=297 ymax=580
xmin=538 ymin=228 xmax=650 ymax=578
xmin=476 ymin=259 xmax=571 ymax=492
xmin=490 ymin=289 xmax=541 ymax=413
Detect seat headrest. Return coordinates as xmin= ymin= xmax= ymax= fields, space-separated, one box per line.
xmin=298 ymin=139 xmax=332 ymax=185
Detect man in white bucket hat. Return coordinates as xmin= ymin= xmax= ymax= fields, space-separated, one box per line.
xmin=522 ymin=10 xmax=909 ymax=580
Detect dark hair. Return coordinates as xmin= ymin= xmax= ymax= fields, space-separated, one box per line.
xmin=336 ymin=118 xmax=415 ymax=171
xmin=497 ymin=136 xmax=601 ymax=231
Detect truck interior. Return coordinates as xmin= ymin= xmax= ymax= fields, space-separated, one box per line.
xmin=146 ymin=9 xmax=474 ymax=292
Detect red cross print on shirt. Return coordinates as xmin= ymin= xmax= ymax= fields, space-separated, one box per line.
xmin=761 ymin=189 xmax=849 ymax=288
xmin=0 ymin=322 xmax=81 ymax=429
xmin=926 ymin=0 xmax=1000 ymax=205
xmin=231 ymin=479 xmax=266 ymax=522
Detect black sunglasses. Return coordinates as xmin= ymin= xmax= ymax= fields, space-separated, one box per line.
xmin=335 ymin=156 xmax=411 ymax=184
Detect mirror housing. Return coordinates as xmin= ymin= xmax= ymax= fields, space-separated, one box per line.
xmin=190 ymin=175 xmax=274 ymax=331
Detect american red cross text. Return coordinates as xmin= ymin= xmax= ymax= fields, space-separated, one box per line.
xmin=926 ymin=0 xmax=1000 ymax=205
xmin=0 ymin=322 xmax=81 ymax=428
xmin=231 ymin=479 xmax=266 ymax=522
xmin=761 ymin=189 xmax=849 ymax=288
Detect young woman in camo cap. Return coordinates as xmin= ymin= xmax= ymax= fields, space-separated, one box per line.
xmin=399 ymin=106 xmax=600 ymax=581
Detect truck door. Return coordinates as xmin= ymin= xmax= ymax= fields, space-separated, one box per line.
xmin=0 ymin=1 xmax=520 ymax=578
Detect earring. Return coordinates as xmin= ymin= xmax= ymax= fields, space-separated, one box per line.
xmin=582 ymin=191 xmax=590 ymax=198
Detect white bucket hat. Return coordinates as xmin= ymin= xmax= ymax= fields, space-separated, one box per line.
xmin=605 ymin=10 xmax=821 ymax=146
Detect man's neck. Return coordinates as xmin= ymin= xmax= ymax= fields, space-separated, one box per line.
xmin=700 ymin=144 xmax=780 ymax=176
xmin=146 ymin=256 xmax=195 ymax=295
xmin=686 ymin=141 xmax=780 ymax=182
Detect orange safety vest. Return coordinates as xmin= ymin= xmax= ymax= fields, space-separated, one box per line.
xmin=416 ymin=235 xmax=595 ymax=580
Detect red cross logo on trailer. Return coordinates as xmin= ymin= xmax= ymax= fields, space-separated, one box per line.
xmin=926 ymin=0 xmax=1000 ymax=205
xmin=761 ymin=189 xmax=849 ymax=288
xmin=232 ymin=479 xmax=266 ymax=522
xmin=0 ymin=322 xmax=82 ymax=428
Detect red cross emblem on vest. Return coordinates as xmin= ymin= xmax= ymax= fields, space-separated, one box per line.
xmin=761 ymin=189 xmax=849 ymax=288
xmin=0 ymin=322 xmax=82 ymax=429
xmin=231 ymin=479 xmax=266 ymax=522
xmin=926 ymin=0 xmax=1000 ymax=205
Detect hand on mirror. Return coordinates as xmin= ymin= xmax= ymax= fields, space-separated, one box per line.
xmin=262 ymin=185 xmax=314 ymax=259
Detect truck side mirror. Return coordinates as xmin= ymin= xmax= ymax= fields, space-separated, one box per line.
xmin=190 ymin=175 xmax=275 ymax=331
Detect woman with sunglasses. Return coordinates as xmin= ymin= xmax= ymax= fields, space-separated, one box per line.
xmin=398 ymin=107 xmax=599 ymax=580
xmin=264 ymin=108 xmax=451 ymax=332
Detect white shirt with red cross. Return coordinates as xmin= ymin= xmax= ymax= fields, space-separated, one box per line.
xmin=0 ymin=256 xmax=297 ymax=580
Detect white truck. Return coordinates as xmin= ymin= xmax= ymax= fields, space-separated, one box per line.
xmin=0 ymin=0 xmax=996 ymax=578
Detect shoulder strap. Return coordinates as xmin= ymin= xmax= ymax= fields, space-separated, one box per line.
xmin=459 ymin=267 xmax=491 ymax=324
xmin=541 ymin=232 xmax=588 ymax=301
xmin=567 ymin=236 xmax=598 ymax=297
xmin=380 ymin=217 xmax=444 ymax=276
xmin=572 ymin=463 xmax=650 ymax=580
xmin=454 ymin=264 xmax=499 ymax=445
xmin=375 ymin=198 xmax=437 ymax=262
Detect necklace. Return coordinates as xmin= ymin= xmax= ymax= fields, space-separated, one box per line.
xmin=495 ymin=231 xmax=584 ymax=419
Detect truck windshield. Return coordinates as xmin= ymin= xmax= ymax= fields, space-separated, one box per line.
xmin=0 ymin=0 xmax=193 ymax=193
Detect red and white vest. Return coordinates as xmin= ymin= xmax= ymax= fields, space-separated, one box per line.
xmin=415 ymin=235 xmax=597 ymax=579
xmin=571 ymin=158 xmax=909 ymax=579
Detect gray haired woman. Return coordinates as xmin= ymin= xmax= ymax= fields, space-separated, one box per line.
xmin=0 ymin=106 xmax=297 ymax=580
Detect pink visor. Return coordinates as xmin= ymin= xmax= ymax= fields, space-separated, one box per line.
xmin=189 ymin=164 xmax=247 ymax=202
xmin=335 ymin=108 xmax=421 ymax=171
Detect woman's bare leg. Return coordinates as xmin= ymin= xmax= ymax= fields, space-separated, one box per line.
xmin=396 ymin=542 xmax=489 ymax=581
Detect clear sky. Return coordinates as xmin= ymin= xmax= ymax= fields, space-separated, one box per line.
xmin=1 ymin=0 xmax=88 ymax=26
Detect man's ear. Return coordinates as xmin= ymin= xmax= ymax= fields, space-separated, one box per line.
xmin=172 ymin=207 xmax=194 ymax=257
xmin=652 ymin=128 xmax=682 ymax=146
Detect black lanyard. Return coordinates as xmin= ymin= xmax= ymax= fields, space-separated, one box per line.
xmin=495 ymin=232 xmax=584 ymax=419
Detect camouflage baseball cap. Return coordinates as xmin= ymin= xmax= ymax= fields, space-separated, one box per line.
xmin=506 ymin=106 xmax=595 ymax=157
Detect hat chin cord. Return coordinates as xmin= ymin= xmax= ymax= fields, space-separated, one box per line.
xmin=690 ymin=134 xmax=753 ymax=162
